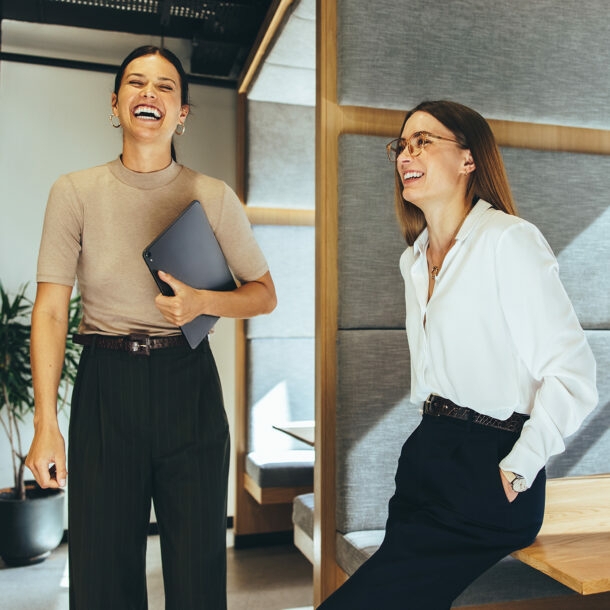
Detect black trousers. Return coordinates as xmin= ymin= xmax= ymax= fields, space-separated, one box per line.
xmin=319 ymin=412 xmax=546 ymax=610
xmin=67 ymin=338 xmax=230 ymax=610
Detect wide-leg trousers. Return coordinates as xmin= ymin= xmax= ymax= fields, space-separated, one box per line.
xmin=67 ymin=338 xmax=230 ymax=610
xmin=319 ymin=411 xmax=546 ymax=610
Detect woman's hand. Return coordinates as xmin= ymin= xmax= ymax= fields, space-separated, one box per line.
xmin=26 ymin=424 xmax=67 ymax=489
xmin=499 ymin=468 xmax=518 ymax=503
xmin=154 ymin=269 xmax=277 ymax=325
xmin=155 ymin=271 xmax=203 ymax=326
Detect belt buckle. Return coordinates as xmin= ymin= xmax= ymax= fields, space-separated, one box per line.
xmin=424 ymin=395 xmax=438 ymax=416
xmin=126 ymin=334 xmax=151 ymax=356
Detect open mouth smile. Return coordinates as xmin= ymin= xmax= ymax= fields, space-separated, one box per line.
xmin=403 ymin=171 xmax=423 ymax=184
xmin=133 ymin=105 xmax=162 ymax=120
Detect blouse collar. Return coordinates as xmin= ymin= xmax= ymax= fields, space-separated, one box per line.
xmin=413 ymin=199 xmax=493 ymax=258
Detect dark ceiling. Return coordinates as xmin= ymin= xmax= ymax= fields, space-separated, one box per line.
xmin=0 ymin=0 xmax=276 ymax=86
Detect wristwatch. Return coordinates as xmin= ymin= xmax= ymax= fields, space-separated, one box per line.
xmin=503 ymin=470 xmax=528 ymax=493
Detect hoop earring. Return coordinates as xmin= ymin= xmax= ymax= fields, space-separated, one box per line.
xmin=109 ymin=114 xmax=121 ymax=128
xmin=175 ymin=123 xmax=186 ymax=136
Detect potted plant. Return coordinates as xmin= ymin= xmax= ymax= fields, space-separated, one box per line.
xmin=0 ymin=281 xmax=81 ymax=566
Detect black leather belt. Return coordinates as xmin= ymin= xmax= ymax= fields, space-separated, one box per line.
xmin=423 ymin=394 xmax=528 ymax=434
xmin=73 ymin=333 xmax=189 ymax=356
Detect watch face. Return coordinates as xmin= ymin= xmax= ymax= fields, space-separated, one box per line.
xmin=512 ymin=477 xmax=528 ymax=493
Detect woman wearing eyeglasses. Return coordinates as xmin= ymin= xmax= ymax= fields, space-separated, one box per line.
xmin=319 ymin=100 xmax=597 ymax=609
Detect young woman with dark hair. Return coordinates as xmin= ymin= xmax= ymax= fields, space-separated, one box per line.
xmin=26 ymin=46 xmax=276 ymax=610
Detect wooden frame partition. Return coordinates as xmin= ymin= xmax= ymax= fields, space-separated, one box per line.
xmin=314 ymin=0 xmax=610 ymax=607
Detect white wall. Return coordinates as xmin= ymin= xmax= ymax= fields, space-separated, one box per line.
xmin=0 ymin=23 xmax=239 ymax=517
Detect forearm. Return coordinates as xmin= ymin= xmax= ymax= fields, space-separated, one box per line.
xmin=30 ymin=302 xmax=69 ymax=429
xmin=201 ymin=277 xmax=277 ymax=319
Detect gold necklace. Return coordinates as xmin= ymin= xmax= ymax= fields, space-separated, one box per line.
xmin=428 ymin=207 xmax=471 ymax=280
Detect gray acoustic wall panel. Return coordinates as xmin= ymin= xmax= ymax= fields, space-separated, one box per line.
xmin=335 ymin=330 xmax=418 ymax=533
xmin=247 ymin=101 xmax=315 ymax=208
xmin=338 ymin=134 xmax=407 ymax=330
xmin=501 ymin=147 xmax=610 ymax=329
xmin=547 ymin=330 xmax=610 ymax=478
xmin=337 ymin=0 xmax=610 ymax=130
xmin=337 ymin=134 xmax=610 ymax=331
xmin=248 ymin=225 xmax=315 ymax=339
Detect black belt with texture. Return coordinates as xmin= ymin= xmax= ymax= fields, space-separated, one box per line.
xmin=423 ymin=394 xmax=528 ymax=434
xmin=73 ymin=333 xmax=189 ymax=356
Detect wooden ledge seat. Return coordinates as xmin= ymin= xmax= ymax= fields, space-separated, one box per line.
xmin=244 ymin=450 xmax=314 ymax=505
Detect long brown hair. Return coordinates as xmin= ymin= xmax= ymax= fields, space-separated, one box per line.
xmin=394 ymin=100 xmax=517 ymax=245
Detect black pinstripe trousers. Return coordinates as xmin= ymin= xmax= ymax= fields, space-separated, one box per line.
xmin=319 ymin=412 xmax=546 ymax=610
xmin=67 ymin=338 xmax=229 ymax=610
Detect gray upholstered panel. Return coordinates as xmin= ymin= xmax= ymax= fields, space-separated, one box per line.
xmin=335 ymin=330 xmax=419 ymax=533
xmin=247 ymin=101 xmax=315 ymax=209
xmin=502 ymin=148 xmax=610 ymax=328
xmin=248 ymin=225 xmax=315 ymax=339
xmin=292 ymin=492 xmax=315 ymax=538
xmin=337 ymin=0 xmax=610 ymax=130
xmin=247 ymin=337 xmax=314 ymax=451
xmin=547 ymin=331 xmax=610 ymax=478
xmin=338 ymin=135 xmax=406 ymax=330
xmin=335 ymin=530 xmax=384 ymax=575
xmin=337 ymin=135 xmax=610 ymax=331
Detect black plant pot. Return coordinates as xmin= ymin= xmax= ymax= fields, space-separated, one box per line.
xmin=0 ymin=480 xmax=65 ymax=567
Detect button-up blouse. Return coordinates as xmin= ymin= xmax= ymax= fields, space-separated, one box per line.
xmin=399 ymin=200 xmax=598 ymax=486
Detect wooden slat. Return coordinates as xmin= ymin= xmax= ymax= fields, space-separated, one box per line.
xmin=245 ymin=206 xmax=315 ymax=226
xmin=314 ymin=0 xmax=342 ymax=605
xmin=237 ymin=0 xmax=297 ymax=94
xmin=339 ymin=105 xmax=610 ymax=155
xmin=512 ymin=475 xmax=610 ymax=595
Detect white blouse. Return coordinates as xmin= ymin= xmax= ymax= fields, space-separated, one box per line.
xmin=400 ymin=200 xmax=598 ymax=486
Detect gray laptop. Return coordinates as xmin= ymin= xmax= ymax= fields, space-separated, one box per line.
xmin=143 ymin=200 xmax=236 ymax=348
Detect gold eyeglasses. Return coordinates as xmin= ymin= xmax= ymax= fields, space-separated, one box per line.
xmin=386 ymin=131 xmax=461 ymax=162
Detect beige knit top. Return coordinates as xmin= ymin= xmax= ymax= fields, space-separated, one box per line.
xmin=37 ymin=158 xmax=269 ymax=336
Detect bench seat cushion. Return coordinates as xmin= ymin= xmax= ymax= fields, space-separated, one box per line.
xmin=292 ymin=492 xmax=314 ymax=537
xmin=335 ymin=531 xmax=578 ymax=605
xmin=246 ymin=450 xmax=314 ymax=487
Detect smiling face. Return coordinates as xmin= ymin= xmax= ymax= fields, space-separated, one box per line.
xmin=111 ymin=53 xmax=189 ymax=148
xmin=397 ymin=111 xmax=475 ymax=211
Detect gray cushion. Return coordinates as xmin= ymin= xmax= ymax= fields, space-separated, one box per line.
xmin=246 ymin=450 xmax=314 ymax=487
xmin=335 ymin=530 xmax=384 ymax=576
xmin=292 ymin=492 xmax=314 ymax=537
xmin=336 ymin=533 xmax=576 ymax=605
xmin=336 ymin=0 xmax=610 ymax=130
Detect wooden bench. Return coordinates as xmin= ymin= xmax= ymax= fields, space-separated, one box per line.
xmin=512 ymin=474 xmax=610 ymax=596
